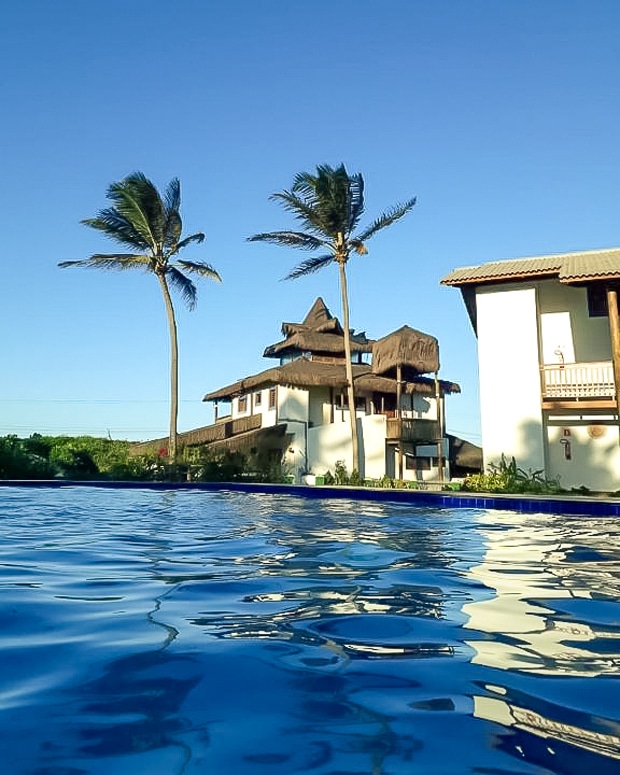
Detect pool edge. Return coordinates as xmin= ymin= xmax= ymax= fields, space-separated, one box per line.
xmin=1 ymin=479 xmax=619 ymax=517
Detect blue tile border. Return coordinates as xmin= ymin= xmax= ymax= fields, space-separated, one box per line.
xmin=1 ymin=479 xmax=620 ymax=517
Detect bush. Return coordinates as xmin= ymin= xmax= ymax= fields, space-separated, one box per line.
xmin=348 ymin=469 xmax=362 ymax=486
xmin=334 ymin=460 xmax=349 ymax=485
xmin=0 ymin=435 xmax=55 ymax=479
xmin=463 ymin=454 xmax=562 ymax=494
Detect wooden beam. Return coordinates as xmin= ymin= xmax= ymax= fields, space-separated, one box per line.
xmin=606 ymin=287 xmax=620 ymax=417
xmin=435 ymin=371 xmax=444 ymax=483
xmin=541 ymin=399 xmax=617 ymax=411
xmin=397 ymin=364 xmax=403 ymax=479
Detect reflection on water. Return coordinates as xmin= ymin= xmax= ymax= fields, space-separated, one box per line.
xmin=463 ymin=510 xmax=620 ymax=676
xmin=463 ymin=509 xmax=620 ymax=772
xmin=0 ymin=487 xmax=619 ymax=773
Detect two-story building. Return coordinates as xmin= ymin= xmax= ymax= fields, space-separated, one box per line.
xmin=197 ymin=298 xmax=464 ymax=482
xmin=442 ymin=247 xmax=620 ymax=491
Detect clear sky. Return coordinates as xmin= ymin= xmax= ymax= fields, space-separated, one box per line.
xmin=2 ymin=1 xmax=619 ymax=445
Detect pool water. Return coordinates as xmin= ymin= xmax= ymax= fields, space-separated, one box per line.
xmin=1 ymin=486 xmax=619 ymax=774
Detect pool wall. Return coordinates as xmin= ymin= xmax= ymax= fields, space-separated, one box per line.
xmin=1 ymin=479 xmax=619 ymax=517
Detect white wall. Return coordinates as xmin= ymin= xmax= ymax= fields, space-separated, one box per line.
xmin=308 ymin=414 xmax=387 ymax=479
xmin=476 ymin=284 xmax=545 ymax=472
xmin=538 ymin=280 xmax=611 ymax=363
xmin=230 ymin=388 xmax=277 ymax=426
xmin=278 ymin=386 xmax=309 ymax=423
xmin=546 ymin=420 xmax=620 ymax=491
xmin=308 ymin=386 xmax=331 ymax=427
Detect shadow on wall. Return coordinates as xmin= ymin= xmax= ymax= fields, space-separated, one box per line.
xmin=511 ymin=416 xmax=620 ymax=492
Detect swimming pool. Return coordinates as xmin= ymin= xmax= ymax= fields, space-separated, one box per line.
xmin=1 ymin=485 xmax=619 ymax=774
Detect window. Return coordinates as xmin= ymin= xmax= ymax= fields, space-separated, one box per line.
xmin=587 ymin=285 xmax=608 ymax=317
xmin=255 ymin=391 xmax=262 ymax=406
xmin=335 ymin=394 xmax=366 ymax=411
xmin=268 ymin=387 xmax=277 ymax=409
xmin=238 ymin=395 xmax=247 ymax=413
xmin=407 ymin=456 xmax=438 ymax=471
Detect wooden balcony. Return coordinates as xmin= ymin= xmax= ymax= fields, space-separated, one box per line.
xmin=540 ymin=361 xmax=616 ymax=410
xmin=386 ymin=417 xmax=440 ymax=443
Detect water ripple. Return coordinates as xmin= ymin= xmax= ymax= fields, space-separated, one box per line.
xmin=0 ymin=487 xmax=619 ymax=773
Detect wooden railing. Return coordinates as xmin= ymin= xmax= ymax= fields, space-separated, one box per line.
xmin=386 ymin=418 xmax=440 ymax=442
xmin=540 ymin=361 xmax=615 ymax=399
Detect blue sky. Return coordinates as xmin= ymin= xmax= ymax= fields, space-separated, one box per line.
xmin=2 ymin=1 xmax=619 ymax=445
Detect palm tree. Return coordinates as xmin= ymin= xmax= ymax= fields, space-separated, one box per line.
xmin=59 ymin=172 xmax=221 ymax=464
xmin=248 ymin=164 xmax=416 ymax=473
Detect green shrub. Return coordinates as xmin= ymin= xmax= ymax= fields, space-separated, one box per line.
xmin=463 ymin=454 xmax=562 ymax=494
xmin=334 ymin=460 xmax=349 ymax=485
xmin=348 ymin=469 xmax=362 ymax=486
xmin=0 ymin=435 xmax=56 ymax=479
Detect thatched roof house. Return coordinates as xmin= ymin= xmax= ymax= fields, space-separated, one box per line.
xmin=135 ymin=297 xmax=478 ymax=481
xmin=372 ymin=325 xmax=440 ymax=378
xmin=263 ymin=297 xmax=373 ymax=361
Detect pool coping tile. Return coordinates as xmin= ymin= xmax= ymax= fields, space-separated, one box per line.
xmin=2 ymin=479 xmax=620 ymax=517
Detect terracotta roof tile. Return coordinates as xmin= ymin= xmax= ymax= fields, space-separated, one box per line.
xmin=441 ymin=248 xmax=620 ymax=287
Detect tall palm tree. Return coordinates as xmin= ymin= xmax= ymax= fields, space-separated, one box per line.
xmin=248 ymin=164 xmax=416 ymax=473
xmin=59 ymin=172 xmax=221 ymax=464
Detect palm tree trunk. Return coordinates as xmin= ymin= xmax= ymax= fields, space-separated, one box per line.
xmin=157 ymin=273 xmax=179 ymax=465
xmin=338 ymin=259 xmax=360 ymax=474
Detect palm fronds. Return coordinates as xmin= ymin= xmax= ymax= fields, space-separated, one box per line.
xmin=284 ymin=254 xmax=334 ymax=280
xmin=58 ymin=254 xmax=151 ymax=271
xmin=166 ymin=266 xmax=198 ymax=310
xmin=175 ymin=232 xmax=206 ymax=252
xmin=355 ymin=198 xmax=417 ymax=244
xmin=61 ymin=172 xmax=220 ymax=304
xmin=106 ymin=173 xmax=164 ymax=250
xmin=175 ymin=260 xmax=222 ymax=282
xmin=248 ymin=231 xmax=325 ymax=251
xmin=250 ymin=164 xmax=414 ymax=267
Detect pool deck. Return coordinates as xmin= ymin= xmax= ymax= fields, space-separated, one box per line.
xmin=1 ymin=479 xmax=620 ymax=517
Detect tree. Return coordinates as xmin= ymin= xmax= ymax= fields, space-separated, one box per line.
xmin=248 ymin=164 xmax=415 ymax=473
xmin=59 ymin=172 xmax=220 ymax=463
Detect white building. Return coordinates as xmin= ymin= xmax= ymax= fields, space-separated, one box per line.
xmin=442 ymin=247 xmax=620 ymax=491
xmin=193 ymin=298 xmax=468 ymax=483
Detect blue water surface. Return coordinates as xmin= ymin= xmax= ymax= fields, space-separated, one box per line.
xmin=0 ymin=486 xmax=619 ymax=774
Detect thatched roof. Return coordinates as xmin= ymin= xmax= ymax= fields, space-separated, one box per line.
xmin=372 ymin=326 xmax=440 ymax=377
xmin=204 ymin=358 xmax=460 ymax=401
xmin=265 ymin=330 xmax=373 ymax=357
xmin=207 ymin=424 xmax=292 ymax=455
xmin=282 ymin=297 xmax=340 ymax=335
xmin=447 ymin=434 xmax=483 ymax=472
xmin=264 ymin=297 xmax=373 ymax=358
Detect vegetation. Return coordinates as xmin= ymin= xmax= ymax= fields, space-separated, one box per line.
xmin=0 ymin=435 xmax=290 ymax=483
xmin=59 ymin=172 xmax=221 ymax=464
xmin=319 ymin=461 xmax=428 ymax=490
xmin=0 ymin=434 xmax=131 ymax=480
xmin=462 ymin=454 xmax=563 ymax=494
xmin=248 ymin=164 xmax=416 ymax=474
xmin=0 ymin=438 xmax=593 ymax=495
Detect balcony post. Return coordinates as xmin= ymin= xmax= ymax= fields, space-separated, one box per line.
xmin=435 ymin=372 xmax=445 ymax=483
xmin=397 ymin=364 xmax=403 ymax=480
xmin=606 ymin=287 xmax=620 ymax=416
